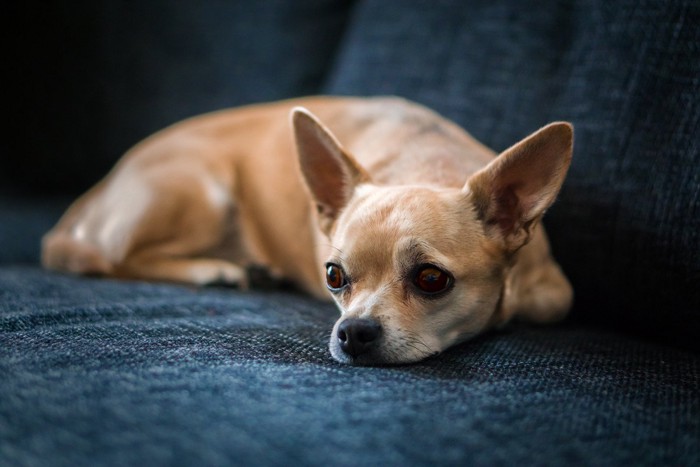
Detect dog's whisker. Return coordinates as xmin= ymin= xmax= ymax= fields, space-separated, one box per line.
xmin=404 ymin=331 xmax=436 ymax=355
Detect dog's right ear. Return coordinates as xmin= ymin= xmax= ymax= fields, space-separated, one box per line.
xmin=292 ymin=107 xmax=370 ymax=235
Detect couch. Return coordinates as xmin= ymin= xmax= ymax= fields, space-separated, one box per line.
xmin=2 ymin=1 xmax=698 ymax=465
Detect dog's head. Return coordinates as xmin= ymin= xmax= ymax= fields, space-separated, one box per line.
xmin=292 ymin=107 xmax=572 ymax=365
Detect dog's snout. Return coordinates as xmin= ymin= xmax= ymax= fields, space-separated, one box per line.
xmin=337 ymin=318 xmax=382 ymax=357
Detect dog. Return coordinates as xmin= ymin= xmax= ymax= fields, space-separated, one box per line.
xmin=42 ymin=96 xmax=574 ymax=365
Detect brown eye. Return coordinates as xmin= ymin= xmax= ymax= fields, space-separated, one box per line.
xmin=413 ymin=265 xmax=453 ymax=296
xmin=325 ymin=263 xmax=347 ymax=292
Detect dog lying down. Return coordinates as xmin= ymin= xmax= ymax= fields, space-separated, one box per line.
xmin=43 ymin=96 xmax=573 ymax=365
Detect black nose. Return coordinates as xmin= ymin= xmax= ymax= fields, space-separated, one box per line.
xmin=337 ymin=318 xmax=382 ymax=357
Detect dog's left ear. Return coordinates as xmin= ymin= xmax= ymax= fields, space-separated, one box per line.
xmin=465 ymin=122 xmax=573 ymax=252
xmin=292 ymin=107 xmax=370 ymax=235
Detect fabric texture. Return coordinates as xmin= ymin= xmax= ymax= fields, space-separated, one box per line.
xmin=2 ymin=1 xmax=699 ymax=465
xmin=1 ymin=267 xmax=698 ymax=466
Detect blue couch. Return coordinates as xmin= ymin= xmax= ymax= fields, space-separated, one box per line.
xmin=2 ymin=1 xmax=698 ymax=465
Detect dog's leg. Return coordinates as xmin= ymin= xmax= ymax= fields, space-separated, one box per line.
xmin=508 ymin=260 xmax=573 ymax=324
xmin=116 ymin=255 xmax=248 ymax=287
xmin=44 ymin=159 xmax=255 ymax=288
xmin=111 ymin=169 xmax=253 ymax=287
xmin=498 ymin=228 xmax=573 ymax=325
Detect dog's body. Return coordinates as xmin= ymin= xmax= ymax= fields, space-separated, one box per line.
xmin=43 ymin=96 xmax=573 ymax=365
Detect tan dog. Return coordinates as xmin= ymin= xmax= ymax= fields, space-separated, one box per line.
xmin=42 ymin=96 xmax=573 ymax=365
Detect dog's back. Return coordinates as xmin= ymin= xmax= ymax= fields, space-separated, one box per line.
xmin=42 ymin=96 xmax=571 ymax=320
xmin=42 ymin=97 xmax=492 ymax=289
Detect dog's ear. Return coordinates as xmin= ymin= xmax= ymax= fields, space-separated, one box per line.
xmin=292 ymin=107 xmax=370 ymax=235
xmin=465 ymin=122 xmax=573 ymax=252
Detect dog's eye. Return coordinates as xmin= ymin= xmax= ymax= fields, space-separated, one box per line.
xmin=413 ymin=265 xmax=453 ymax=296
xmin=325 ymin=263 xmax=347 ymax=292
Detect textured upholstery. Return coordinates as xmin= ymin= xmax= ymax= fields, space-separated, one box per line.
xmin=2 ymin=267 xmax=698 ymax=466
xmin=1 ymin=1 xmax=699 ymax=465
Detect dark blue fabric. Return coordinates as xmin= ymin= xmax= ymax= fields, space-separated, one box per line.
xmin=3 ymin=0 xmax=353 ymax=196
xmin=325 ymin=0 xmax=700 ymax=350
xmin=1 ymin=267 xmax=698 ymax=466
xmin=0 ymin=198 xmax=71 ymax=264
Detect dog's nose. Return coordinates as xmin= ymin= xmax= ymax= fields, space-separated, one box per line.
xmin=337 ymin=318 xmax=382 ymax=357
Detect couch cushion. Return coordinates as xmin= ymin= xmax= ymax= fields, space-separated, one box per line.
xmin=324 ymin=0 xmax=700 ymax=350
xmin=1 ymin=266 xmax=698 ymax=465
xmin=0 ymin=197 xmax=72 ymax=265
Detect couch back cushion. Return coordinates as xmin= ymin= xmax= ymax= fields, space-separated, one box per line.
xmin=3 ymin=0 xmax=353 ymax=196
xmin=325 ymin=0 xmax=700 ymax=349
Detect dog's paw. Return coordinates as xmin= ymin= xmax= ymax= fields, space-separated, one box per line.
xmin=187 ymin=260 xmax=249 ymax=289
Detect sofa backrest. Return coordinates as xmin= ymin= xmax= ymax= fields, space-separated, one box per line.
xmin=3 ymin=0 xmax=353 ymax=196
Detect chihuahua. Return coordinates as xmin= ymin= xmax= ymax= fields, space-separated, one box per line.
xmin=42 ymin=96 xmax=573 ymax=365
